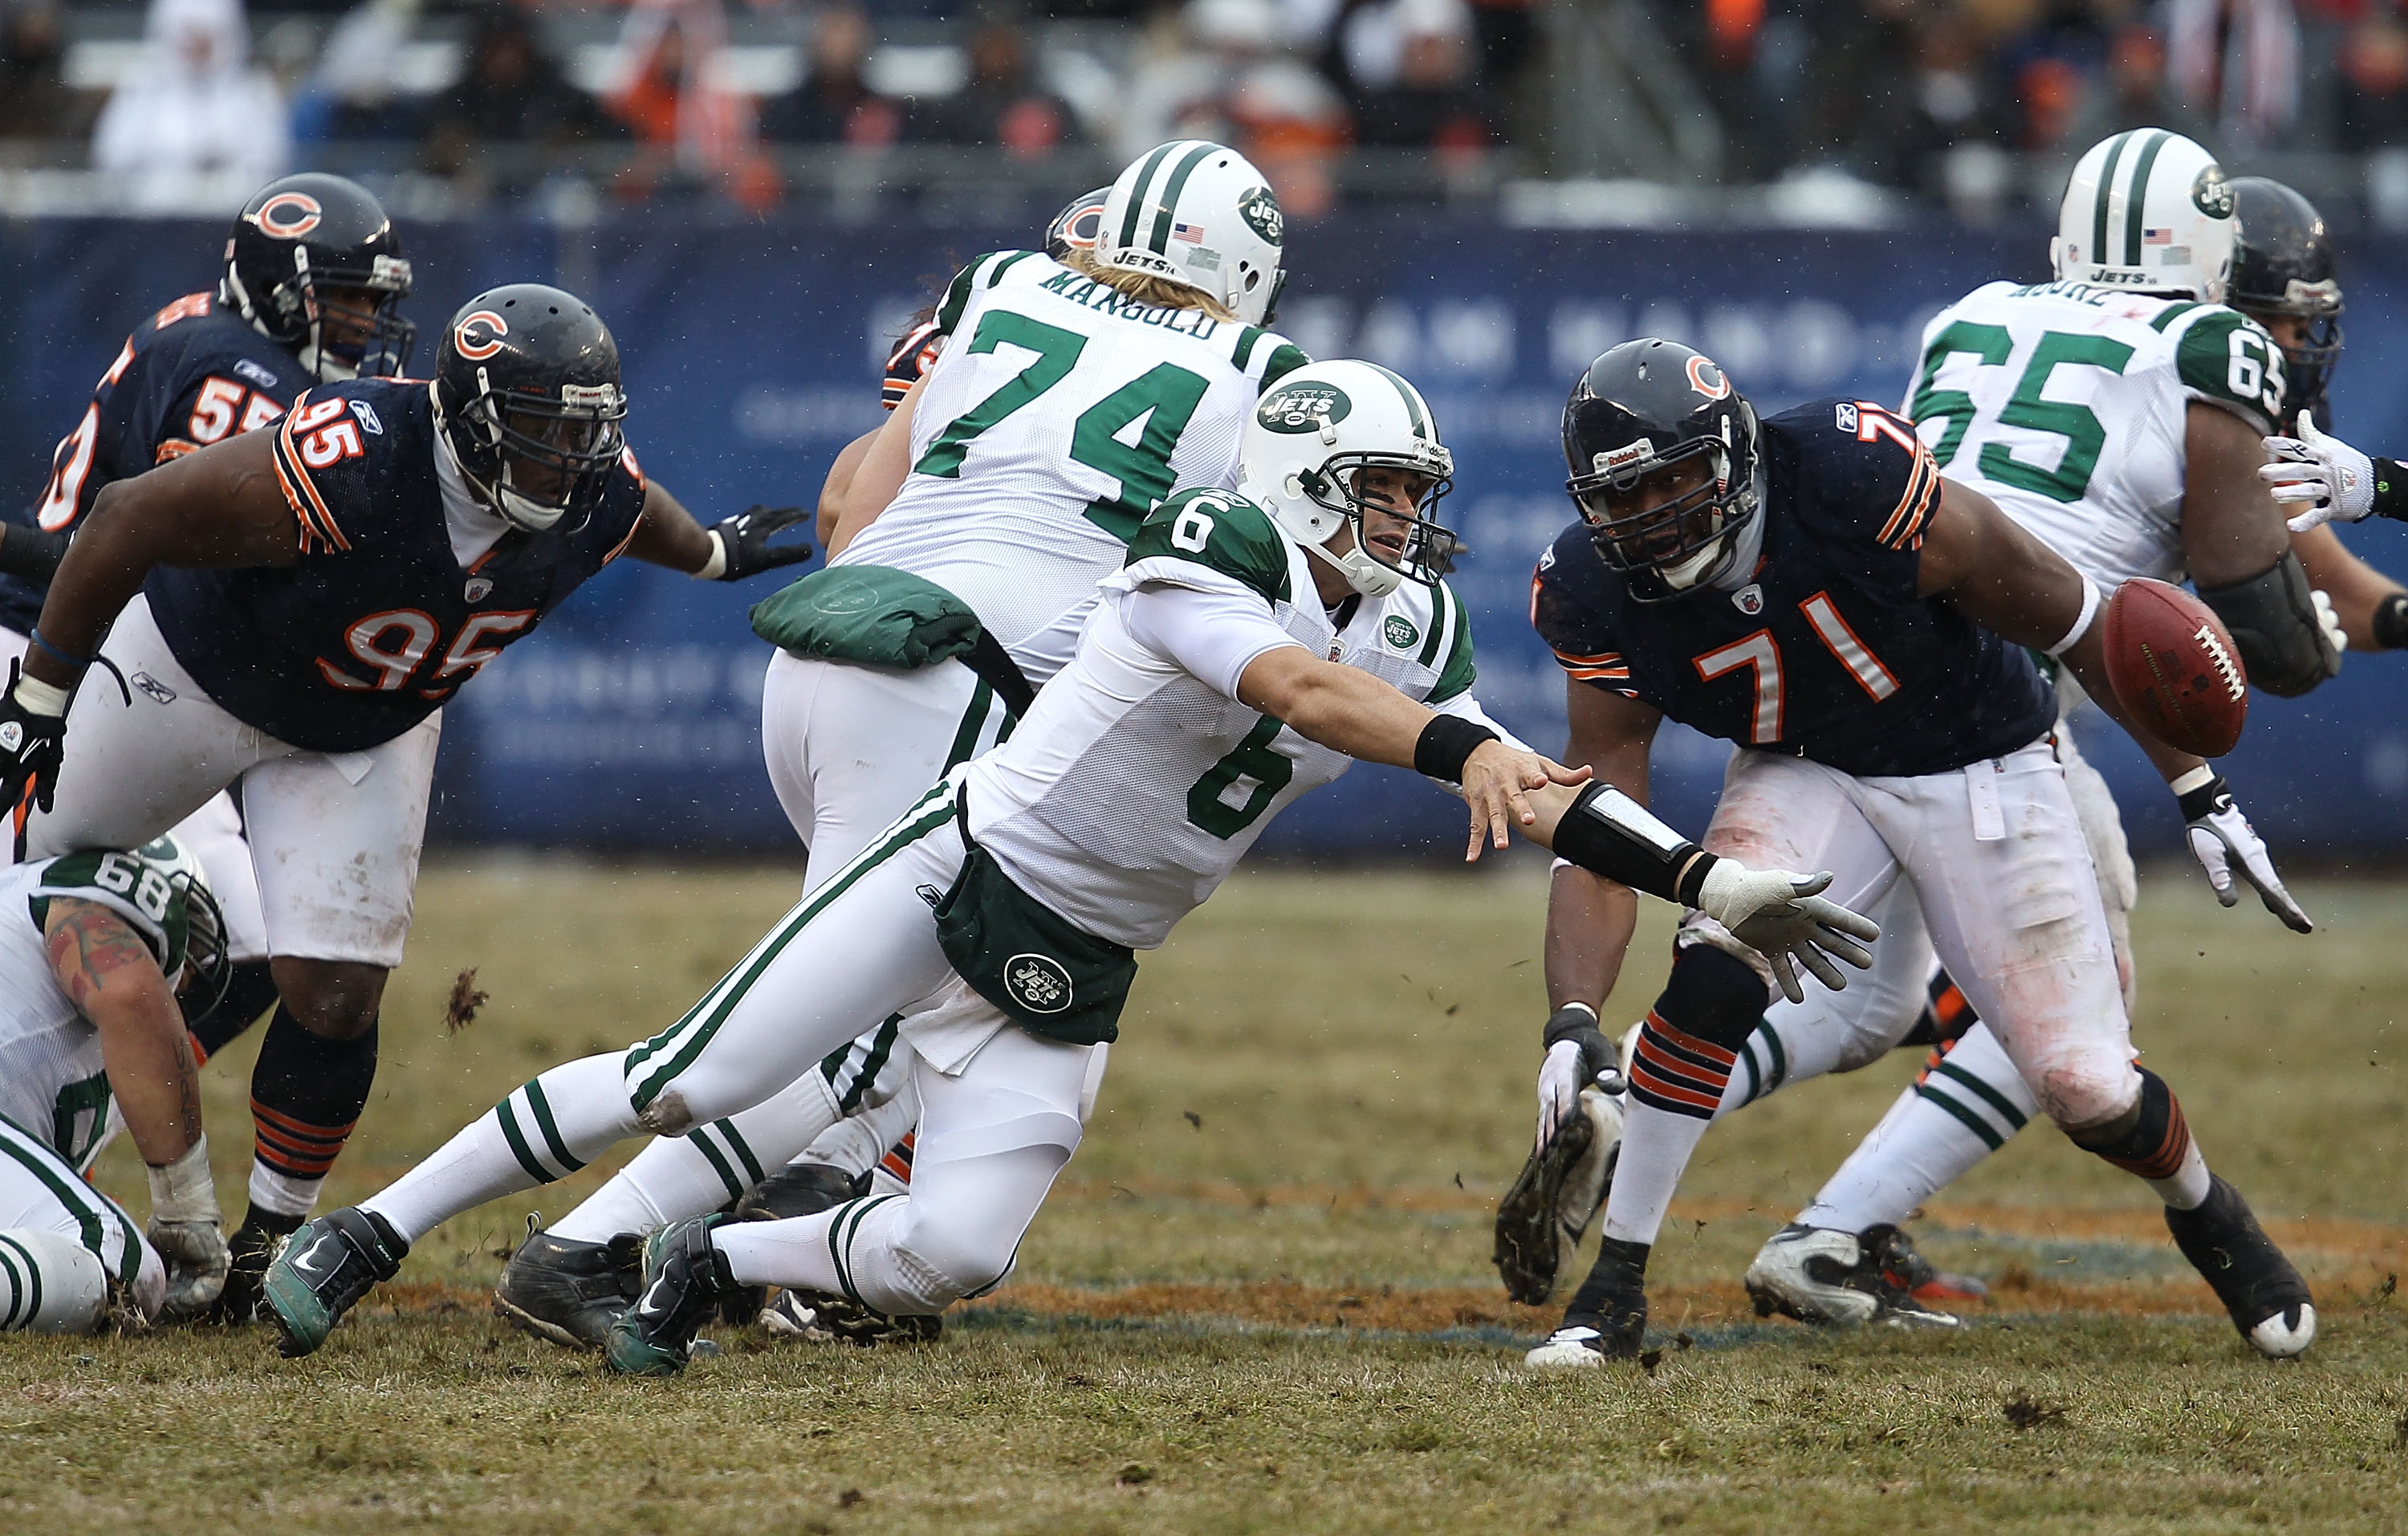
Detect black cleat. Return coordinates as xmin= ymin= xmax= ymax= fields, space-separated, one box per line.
xmin=605 ymin=1214 xmax=758 ymax=1376
xmin=1493 ymin=1087 xmax=1622 ymax=1306
xmin=760 ymin=1286 xmax=943 ymax=1347
xmin=1526 ymin=1237 xmax=1649 ymax=1368
xmin=493 ymin=1221 xmax=643 ymax=1350
xmin=2166 ymin=1176 xmax=2316 ymax=1359
xmin=262 ymin=1207 xmax=407 ymax=1358
xmin=735 ymin=1162 xmax=865 ymax=1221
xmin=209 ymin=1208 xmax=306 ymax=1326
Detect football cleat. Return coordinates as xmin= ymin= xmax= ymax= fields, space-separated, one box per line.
xmin=1743 ymin=1224 xmax=1961 ymax=1329
xmin=760 ymin=1286 xmax=943 ymax=1347
xmin=2164 ymin=1175 xmax=2316 ymax=1359
xmin=604 ymin=1214 xmax=757 ymax=1376
xmin=1524 ymin=1239 xmax=1648 ymax=1369
xmin=209 ymin=1209 xmax=304 ymax=1326
xmin=492 ymin=1221 xmax=643 ymax=1350
xmin=1493 ymin=1085 xmax=1622 ymax=1305
xmin=734 ymin=1162 xmax=863 ymax=1222
xmin=1523 ymin=1325 xmax=1623 ymax=1369
xmin=262 ymin=1207 xmax=407 ymax=1358
xmin=1877 ymin=1224 xmax=1989 ymax=1305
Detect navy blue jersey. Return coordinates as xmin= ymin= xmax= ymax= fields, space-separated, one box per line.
xmin=3 ymin=291 xmax=304 ymax=635
xmin=145 ymin=379 xmax=649 ymax=753
xmin=1531 ymin=399 xmax=2055 ymax=778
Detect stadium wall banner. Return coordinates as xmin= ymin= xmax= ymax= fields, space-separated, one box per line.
xmin=8 ymin=213 xmax=2408 ymax=857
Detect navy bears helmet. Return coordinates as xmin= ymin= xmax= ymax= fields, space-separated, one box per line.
xmin=1563 ymin=339 xmax=1764 ymax=602
xmin=2228 ymin=177 xmax=2343 ymax=430
xmin=222 ymin=173 xmax=414 ymax=382
xmin=433 ymin=284 xmax=629 ymax=533
xmin=1044 ymin=186 xmax=1111 ymax=262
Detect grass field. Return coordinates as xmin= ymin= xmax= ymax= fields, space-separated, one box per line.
xmin=4 ymin=858 xmax=2406 ymax=1534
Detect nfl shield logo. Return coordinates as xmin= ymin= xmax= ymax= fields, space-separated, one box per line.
xmin=465 ymin=577 xmax=494 ymax=603
xmin=1733 ymin=585 xmax=1764 ymax=615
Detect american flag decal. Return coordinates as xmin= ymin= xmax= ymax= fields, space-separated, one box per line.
xmin=2143 ymin=227 xmax=2173 ymax=245
xmin=1172 ymin=222 xmax=1204 ymax=243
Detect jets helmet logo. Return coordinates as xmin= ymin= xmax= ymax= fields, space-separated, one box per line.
xmin=1257 ymin=381 xmax=1350 ymax=434
xmin=1004 ymin=953 xmax=1074 ymax=1014
xmin=1686 ymin=354 xmax=1731 ymax=401
xmin=252 ymin=192 xmax=323 ymax=240
xmin=454 ymin=310 xmax=510 ymax=362
xmin=1239 ymin=188 xmax=1284 ymax=247
xmin=2192 ymin=165 xmax=2235 ymax=219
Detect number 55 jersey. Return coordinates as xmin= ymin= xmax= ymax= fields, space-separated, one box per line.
xmin=144 ymin=378 xmax=648 ymax=753
xmin=1902 ymin=279 xmax=2285 ymax=589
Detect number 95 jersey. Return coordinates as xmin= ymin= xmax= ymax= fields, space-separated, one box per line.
xmin=1902 ymin=280 xmax=2286 ymax=589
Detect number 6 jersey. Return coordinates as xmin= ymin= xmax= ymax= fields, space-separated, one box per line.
xmin=1902 ymin=279 xmax=2287 ymax=589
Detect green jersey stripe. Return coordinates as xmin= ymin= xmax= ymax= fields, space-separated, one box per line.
xmin=523 ymin=1078 xmax=588 ymax=1175
xmin=1914 ymin=1080 xmax=2007 ymax=1151
xmin=2121 ymin=129 xmax=2170 ymax=267
xmin=0 ymin=1232 xmax=37 ymax=1328
xmin=1149 ymin=144 xmax=1218 ymax=254
xmin=1430 ymin=585 xmax=1477 ymax=703
xmin=1117 ymin=144 xmax=1178 ymax=250
xmin=1416 ymin=585 xmax=1451 ymax=667
xmin=628 ymin=789 xmax=958 ymax=1112
xmin=837 ymin=1021 xmax=900 ymax=1115
xmin=943 ymin=680 xmax=996 ymax=775
xmin=0 ymin=1118 xmax=114 ymax=1273
xmin=1231 ymin=326 xmax=1266 ymax=370
xmin=1930 ymin=1058 xmax=2030 ymax=1131
xmin=2091 ymin=130 xmax=2135 ymax=267
xmin=990 ymin=251 xmax=1038 ymax=285
xmin=2150 ymin=300 xmax=2203 ymax=332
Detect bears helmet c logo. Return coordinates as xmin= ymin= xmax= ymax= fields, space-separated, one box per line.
xmin=253 ymin=192 xmax=323 ymax=240
xmin=1686 ymin=354 xmax=1731 ymax=401
xmin=454 ymin=310 xmax=510 ymax=361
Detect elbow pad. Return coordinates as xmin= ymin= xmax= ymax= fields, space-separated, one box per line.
xmin=1548 ymin=781 xmax=1713 ymax=905
xmin=2195 ymin=551 xmax=2340 ymax=699
xmin=0 ymin=524 xmax=69 ymax=586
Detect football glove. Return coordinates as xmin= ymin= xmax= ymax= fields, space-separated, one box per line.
xmin=1692 ymin=862 xmax=1880 ymax=1004
xmin=2178 ymin=772 xmax=2312 ymax=932
xmin=705 ymin=505 xmax=813 ymax=581
xmin=2262 ymin=410 xmax=2375 ymax=532
xmin=2313 ymin=589 xmax=2347 ymax=662
xmin=1536 ymin=1003 xmax=1623 ymax=1151
xmin=0 ymin=659 xmax=69 ymax=817
xmin=147 ymin=1136 xmax=227 ymax=1321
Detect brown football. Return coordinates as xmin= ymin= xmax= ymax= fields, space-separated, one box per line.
xmin=2100 ymin=577 xmax=2247 ymax=758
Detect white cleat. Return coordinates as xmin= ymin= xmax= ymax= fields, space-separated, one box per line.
xmin=2248 ymin=1303 xmax=2316 ymax=1360
xmin=1743 ymin=1223 xmax=1959 ymax=1329
xmin=1523 ymin=1326 xmax=1613 ymax=1369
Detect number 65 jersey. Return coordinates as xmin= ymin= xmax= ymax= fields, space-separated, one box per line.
xmin=1902 ymin=279 xmax=2286 ymax=589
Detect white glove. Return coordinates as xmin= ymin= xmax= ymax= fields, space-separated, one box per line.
xmin=2312 ymin=588 xmax=2347 ymax=664
xmin=1536 ymin=1003 xmax=1623 ymax=1152
xmin=145 ymin=1135 xmax=226 ymax=1321
xmin=1692 ymin=861 xmax=1881 ymax=1004
xmin=2261 ymin=410 xmax=2376 ymax=532
xmin=2178 ymin=772 xmax=2312 ymax=934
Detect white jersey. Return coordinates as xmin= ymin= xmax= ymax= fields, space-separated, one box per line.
xmin=1901 ymin=280 xmax=2288 ymax=588
xmin=963 ymin=487 xmax=1492 ymax=950
xmin=0 ymin=850 xmax=193 ymax=1171
xmin=836 ymin=251 xmax=1307 ymax=689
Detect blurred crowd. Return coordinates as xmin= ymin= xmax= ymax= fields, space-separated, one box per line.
xmin=0 ymin=0 xmax=1538 ymax=210
xmin=1694 ymin=0 xmax=2408 ymax=192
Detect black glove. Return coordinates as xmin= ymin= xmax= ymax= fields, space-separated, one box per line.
xmin=707 ymin=506 xmax=813 ymax=581
xmin=0 ymin=660 xmax=68 ymax=817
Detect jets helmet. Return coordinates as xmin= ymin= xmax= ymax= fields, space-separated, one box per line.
xmin=129 ymin=833 xmax=234 ymax=1025
xmin=222 ymin=173 xmax=414 ymax=381
xmin=2052 ymin=128 xmax=2235 ymax=302
xmin=433 ymin=285 xmax=628 ymax=533
xmin=1239 ymin=360 xmax=1455 ymax=599
xmin=1562 ymin=340 xmax=1763 ymax=603
xmin=2229 ymin=177 xmax=2343 ymax=428
xmin=1096 ymin=141 xmax=1287 ymax=325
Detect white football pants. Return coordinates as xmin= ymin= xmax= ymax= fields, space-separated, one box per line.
xmin=18 ymin=597 xmax=437 ymax=969
xmin=0 ymin=1114 xmax=163 ymax=1330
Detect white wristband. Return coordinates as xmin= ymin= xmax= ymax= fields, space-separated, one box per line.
xmin=146 ymin=1135 xmax=218 ymax=1224
xmin=2169 ymin=764 xmax=2217 ymax=797
xmin=691 ymin=529 xmax=728 ymax=581
xmin=2044 ymin=578 xmax=2101 ymax=658
xmin=10 ymin=673 xmax=70 ymax=716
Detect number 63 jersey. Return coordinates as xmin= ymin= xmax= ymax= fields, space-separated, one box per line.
xmin=1902 ymin=279 xmax=2286 ymax=589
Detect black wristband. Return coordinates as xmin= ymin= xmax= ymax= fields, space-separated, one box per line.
xmin=1542 ymin=1003 xmax=1619 ymax=1083
xmin=2177 ymin=772 xmax=2231 ymax=822
xmin=1673 ymin=850 xmax=1721 ymax=908
xmin=0 ymin=524 xmax=68 ymax=586
xmin=2374 ymin=593 xmax=2408 ymax=651
xmin=2374 ymin=458 xmax=2408 ymax=524
xmin=1550 ymin=780 xmax=1704 ymax=904
xmin=1413 ymin=712 xmax=1498 ymax=782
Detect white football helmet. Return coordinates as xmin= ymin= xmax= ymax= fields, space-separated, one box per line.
xmin=132 ymin=832 xmax=230 ymax=1015
xmin=2052 ymin=128 xmax=2235 ymax=303
xmin=1096 ymin=140 xmax=1287 ymax=324
xmin=1239 ymin=360 xmax=1456 ymax=599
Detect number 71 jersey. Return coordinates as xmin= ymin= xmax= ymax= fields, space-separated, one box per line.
xmin=1902 ymin=279 xmax=2286 ymax=589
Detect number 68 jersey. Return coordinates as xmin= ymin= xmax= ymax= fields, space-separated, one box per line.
xmin=1902 ymin=279 xmax=2287 ymax=589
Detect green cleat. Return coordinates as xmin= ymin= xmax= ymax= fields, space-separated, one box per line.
xmin=262 ymin=1207 xmax=406 ymax=1358
xmin=604 ymin=1214 xmax=755 ymax=1377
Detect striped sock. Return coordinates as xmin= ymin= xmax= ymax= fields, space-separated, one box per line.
xmin=1800 ymin=1021 xmax=2034 ymax=1232
xmin=2076 ymin=1067 xmax=2211 ymax=1210
xmin=1601 ymin=1014 xmax=1739 ymax=1248
xmin=363 ymin=1053 xmax=641 ymax=1245
xmin=245 ymin=1008 xmax=377 ymax=1220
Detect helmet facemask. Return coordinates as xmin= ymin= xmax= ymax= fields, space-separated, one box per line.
xmin=233 ymin=245 xmax=415 ymax=383
xmin=1296 ymin=451 xmax=1458 ymax=598
xmin=171 ymin=872 xmax=234 ymax=1028
xmin=1568 ymin=430 xmax=1758 ymax=600
xmin=448 ymin=375 xmax=627 ymax=532
xmin=2245 ymin=289 xmax=2343 ymax=428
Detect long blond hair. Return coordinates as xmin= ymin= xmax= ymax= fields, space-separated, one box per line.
xmin=1064 ymin=249 xmax=1239 ymax=324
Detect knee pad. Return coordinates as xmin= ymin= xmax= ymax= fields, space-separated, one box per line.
xmin=1652 ymin=943 xmax=1771 ymax=1054
xmin=0 ymin=1230 xmax=111 ymax=1334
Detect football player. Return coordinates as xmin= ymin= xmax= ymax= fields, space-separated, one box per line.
xmin=261 ymin=359 xmax=1876 ymax=1371
xmin=1520 ymin=335 xmax=2315 ymax=1369
xmin=2 ymin=837 xmax=233 ymax=1332
xmin=0 ymin=284 xmax=811 ymax=1322
xmin=1611 ymin=155 xmax=2396 ymax=1334
xmin=0 ymin=173 xmax=415 ymax=1316
xmin=487 ymin=150 xmax=1302 ymax=1349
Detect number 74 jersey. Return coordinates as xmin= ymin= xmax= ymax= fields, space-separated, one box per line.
xmin=1902 ymin=279 xmax=2286 ymax=589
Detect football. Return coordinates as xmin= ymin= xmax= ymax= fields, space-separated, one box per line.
xmin=2100 ymin=577 xmax=2248 ymax=757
